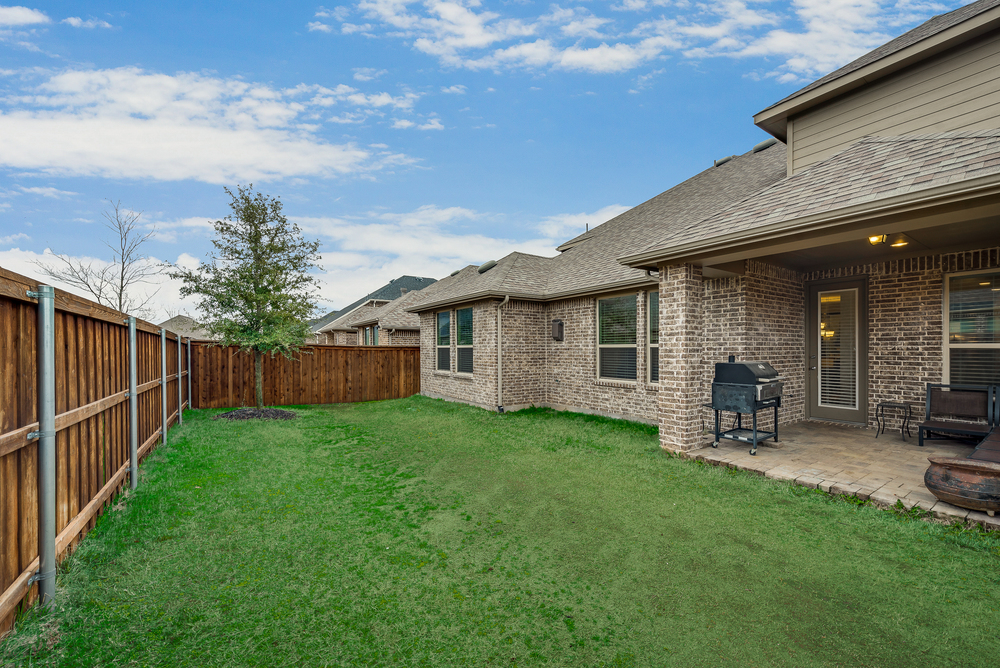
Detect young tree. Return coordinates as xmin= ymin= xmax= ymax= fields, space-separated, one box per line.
xmin=170 ymin=185 xmax=321 ymax=410
xmin=35 ymin=200 xmax=159 ymax=318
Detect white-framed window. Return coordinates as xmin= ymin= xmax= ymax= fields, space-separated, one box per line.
xmin=648 ymin=291 xmax=659 ymax=383
xmin=456 ymin=307 xmax=473 ymax=373
xmin=945 ymin=271 xmax=1000 ymax=385
xmin=363 ymin=327 xmax=369 ymax=346
xmin=598 ymin=294 xmax=637 ymax=380
xmin=436 ymin=311 xmax=451 ymax=371
xmin=372 ymin=326 xmax=379 ymax=346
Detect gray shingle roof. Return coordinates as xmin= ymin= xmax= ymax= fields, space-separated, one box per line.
xmin=314 ymin=275 xmax=438 ymax=331
xmin=309 ymin=309 xmax=342 ymax=332
xmin=350 ymin=288 xmax=431 ymax=329
xmin=763 ymin=0 xmax=1000 ymax=112
xmin=319 ymin=299 xmax=390 ymax=332
xmin=640 ymin=130 xmax=1000 ymax=253
xmin=409 ymin=143 xmax=788 ymax=310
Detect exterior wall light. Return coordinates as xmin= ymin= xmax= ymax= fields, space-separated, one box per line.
xmin=868 ymin=234 xmax=886 ymax=245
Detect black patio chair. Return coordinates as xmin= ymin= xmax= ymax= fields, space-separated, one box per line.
xmin=917 ymin=384 xmax=994 ymax=447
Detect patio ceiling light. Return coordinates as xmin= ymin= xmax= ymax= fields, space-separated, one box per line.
xmin=868 ymin=234 xmax=886 ymax=245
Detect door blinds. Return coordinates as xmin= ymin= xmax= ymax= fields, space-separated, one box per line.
xmin=818 ymin=290 xmax=857 ymax=409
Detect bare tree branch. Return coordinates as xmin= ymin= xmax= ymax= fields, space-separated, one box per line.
xmin=34 ymin=199 xmax=160 ymax=319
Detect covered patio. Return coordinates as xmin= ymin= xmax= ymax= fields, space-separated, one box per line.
xmin=686 ymin=420 xmax=1000 ymax=529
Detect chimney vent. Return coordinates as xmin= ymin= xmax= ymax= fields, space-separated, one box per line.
xmin=400 ymin=288 xmax=408 ymax=295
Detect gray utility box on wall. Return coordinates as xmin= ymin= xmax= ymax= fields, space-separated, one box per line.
xmin=552 ymin=319 xmax=564 ymax=341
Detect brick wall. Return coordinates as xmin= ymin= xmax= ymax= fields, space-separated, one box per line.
xmin=419 ymin=300 xmax=498 ymax=411
xmin=385 ymin=329 xmax=421 ymax=346
xmin=746 ymin=261 xmax=807 ymax=430
xmin=658 ymin=264 xmax=704 ymax=451
xmin=419 ymin=291 xmax=660 ymax=423
xmin=807 ymin=246 xmax=1000 ymax=430
xmin=545 ymin=294 xmax=659 ymax=422
xmin=415 ymin=246 xmax=999 ymax=437
xmin=499 ymin=300 xmax=547 ymax=408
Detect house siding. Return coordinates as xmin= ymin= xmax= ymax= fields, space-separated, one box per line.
xmin=790 ymin=28 xmax=1000 ymax=173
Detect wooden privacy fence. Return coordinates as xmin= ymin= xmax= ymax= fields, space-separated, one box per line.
xmin=0 ymin=266 xmax=191 ymax=634
xmin=190 ymin=343 xmax=420 ymax=409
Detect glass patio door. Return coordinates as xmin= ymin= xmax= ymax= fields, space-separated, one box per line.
xmin=807 ymin=280 xmax=868 ymax=423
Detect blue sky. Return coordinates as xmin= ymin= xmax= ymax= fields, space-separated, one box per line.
xmin=0 ymin=1 xmax=962 ymax=321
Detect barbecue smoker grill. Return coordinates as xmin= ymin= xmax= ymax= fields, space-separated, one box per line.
xmin=711 ymin=356 xmax=784 ymax=455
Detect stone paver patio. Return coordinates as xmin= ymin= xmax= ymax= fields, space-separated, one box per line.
xmin=686 ymin=420 xmax=1000 ymax=530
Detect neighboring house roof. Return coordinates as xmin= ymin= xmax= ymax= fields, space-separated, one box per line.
xmin=409 ymin=141 xmax=788 ymax=312
xmin=157 ymin=315 xmax=215 ymax=340
xmin=313 ymin=275 xmax=437 ymax=331
xmin=621 ymin=130 xmax=1000 ymax=266
xmin=350 ymin=288 xmax=433 ymax=329
xmin=308 ymin=309 xmax=342 ymax=333
xmin=319 ymin=299 xmax=391 ymax=332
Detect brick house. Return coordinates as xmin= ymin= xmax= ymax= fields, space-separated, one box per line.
xmin=350 ymin=288 xmax=437 ymax=347
xmin=408 ymin=0 xmax=1000 ymax=454
xmin=312 ymin=275 xmax=438 ymax=345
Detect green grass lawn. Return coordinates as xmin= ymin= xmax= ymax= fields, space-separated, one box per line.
xmin=3 ymin=396 xmax=999 ymax=667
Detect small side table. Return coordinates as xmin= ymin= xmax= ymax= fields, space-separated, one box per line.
xmin=875 ymin=402 xmax=912 ymax=440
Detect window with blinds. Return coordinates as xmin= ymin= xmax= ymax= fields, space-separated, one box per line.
xmin=648 ymin=291 xmax=659 ymax=382
xmin=457 ymin=307 xmax=473 ymax=373
xmin=948 ymin=272 xmax=1000 ymax=385
xmin=598 ymin=295 xmax=637 ymax=380
xmin=437 ymin=311 xmax=450 ymax=371
xmin=818 ymin=289 xmax=858 ymax=409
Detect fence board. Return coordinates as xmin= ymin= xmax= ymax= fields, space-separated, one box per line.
xmin=0 ymin=264 xmax=188 ymax=635
xmin=189 ymin=344 xmax=420 ymax=409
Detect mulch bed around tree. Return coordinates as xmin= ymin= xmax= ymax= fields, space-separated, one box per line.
xmin=212 ymin=408 xmax=298 ymax=421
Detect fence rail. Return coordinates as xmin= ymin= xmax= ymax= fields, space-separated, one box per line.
xmin=190 ymin=343 xmax=420 ymax=409
xmin=0 ymin=266 xmax=190 ymax=634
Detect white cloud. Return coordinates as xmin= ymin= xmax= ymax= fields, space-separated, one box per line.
xmin=392 ymin=118 xmax=415 ymax=128
xmin=18 ymin=185 xmax=77 ymax=198
xmin=307 ymin=21 xmax=333 ymax=32
xmin=290 ymin=201 xmax=638 ymax=310
xmin=342 ymin=22 xmax=373 ymax=34
xmin=145 ymin=216 xmax=215 ymax=243
xmin=353 ymin=67 xmax=387 ymax=81
xmin=441 ymin=84 xmax=466 ymax=94
xmin=316 ymin=6 xmax=351 ymax=21
xmin=0 ymin=68 xmax=422 ymax=184
xmin=0 ymin=6 xmax=49 ymax=26
xmin=418 ymin=118 xmax=444 ymax=130
xmin=344 ymin=0 xmax=956 ymax=79
xmin=536 ymin=204 xmax=631 ymax=239
xmin=62 ymin=17 xmax=113 ymax=29
xmin=0 ymin=232 xmax=29 ymax=244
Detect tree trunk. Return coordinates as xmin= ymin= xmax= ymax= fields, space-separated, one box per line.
xmin=254 ymin=349 xmax=264 ymax=410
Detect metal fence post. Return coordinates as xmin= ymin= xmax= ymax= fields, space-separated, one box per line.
xmin=160 ymin=329 xmax=167 ymax=446
xmin=127 ymin=317 xmax=138 ymax=490
xmin=30 ymin=285 xmax=56 ymax=606
xmin=177 ymin=335 xmax=183 ymax=425
xmin=187 ymin=339 xmax=192 ymax=410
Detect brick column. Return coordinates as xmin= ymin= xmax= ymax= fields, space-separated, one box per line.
xmin=658 ymin=263 xmax=705 ymax=452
